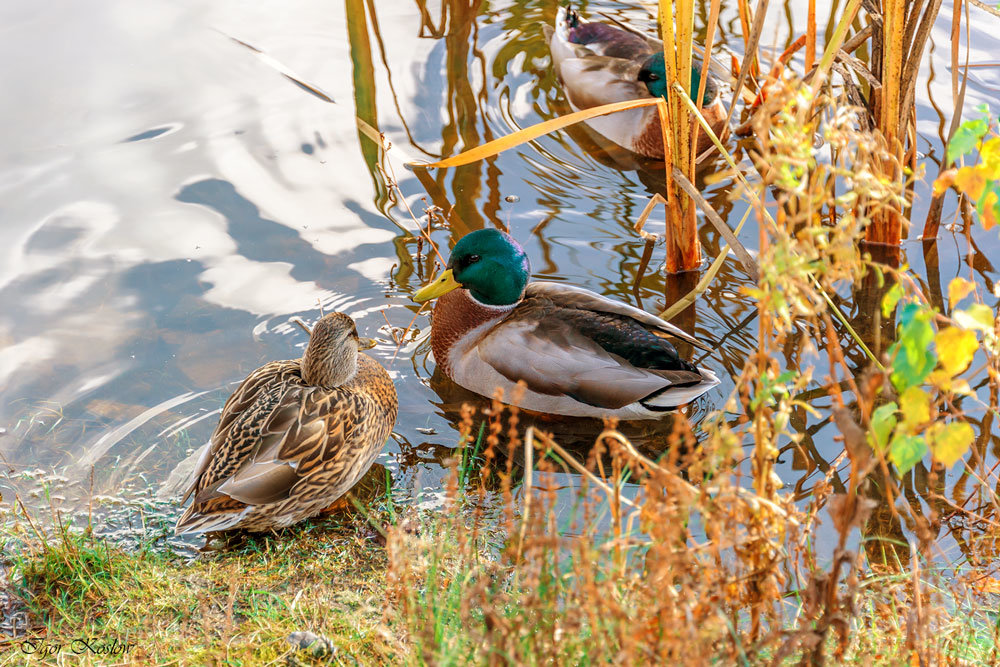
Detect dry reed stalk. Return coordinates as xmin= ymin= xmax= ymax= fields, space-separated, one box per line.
xmin=692 ymin=0 xmax=722 ymax=167
xmin=866 ymin=0 xmax=945 ymax=244
xmin=657 ymin=0 xmax=701 ymax=273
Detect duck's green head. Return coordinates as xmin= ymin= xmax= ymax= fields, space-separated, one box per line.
xmin=637 ymin=52 xmax=718 ymax=107
xmin=414 ymin=229 xmax=530 ymax=306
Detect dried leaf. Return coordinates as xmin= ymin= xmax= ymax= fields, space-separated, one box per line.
xmin=828 ymin=493 xmax=878 ymax=536
xmin=833 ymin=406 xmax=871 ymax=468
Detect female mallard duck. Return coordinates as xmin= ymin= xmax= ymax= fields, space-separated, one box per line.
xmin=543 ymin=5 xmax=727 ymax=159
xmin=175 ymin=313 xmax=397 ymax=534
xmin=415 ymin=229 xmax=719 ymax=419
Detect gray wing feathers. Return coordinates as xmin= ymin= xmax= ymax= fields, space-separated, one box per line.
xmin=478 ymin=320 xmax=692 ymax=410
xmin=525 ymin=282 xmax=713 ymax=351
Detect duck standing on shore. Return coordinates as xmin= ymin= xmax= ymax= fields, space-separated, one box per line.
xmin=175 ymin=313 xmax=397 ymax=534
xmin=414 ymin=229 xmax=719 ymax=419
xmin=544 ymin=5 xmax=727 ymax=158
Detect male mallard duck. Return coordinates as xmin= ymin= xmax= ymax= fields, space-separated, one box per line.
xmin=175 ymin=313 xmax=397 ymax=534
xmin=414 ymin=229 xmax=719 ymax=419
xmin=543 ymin=5 xmax=727 ymax=159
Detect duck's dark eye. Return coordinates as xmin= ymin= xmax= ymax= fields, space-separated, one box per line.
xmin=647 ymin=73 xmax=659 ymax=81
xmin=468 ymin=254 xmax=481 ymax=263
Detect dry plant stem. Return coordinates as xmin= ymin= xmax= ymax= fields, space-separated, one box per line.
xmin=291 ymin=317 xmax=313 ymax=335
xmin=632 ymin=236 xmax=657 ymax=308
xmin=840 ymin=24 xmax=874 ymax=55
xmin=899 ymin=0 xmax=944 ymax=126
xmin=660 ymin=205 xmax=753 ymax=321
xmin=223 ymin=33 xmax=336 ymax=104
xmin=692 ymin=0 xmax=722 ymax=167
xmin=516 ymin=426 xmax=536 ymax=562
xmin=724 ymin=0 xmax=770 ymax=129
xmin=532 ymin=429 xmax=639 ymax=511
xmin=632 ymin=193 xmax=666 ymax=242
xmin=660 ymin=245 xmax=729 ymax=322
xmin=693 ymin=95 xmax=881 ymax=371
xmin=601 ymin=428 xmax=798 ymax=522
xmin=814 ymin=277 xmax=885 ymax=371
xmin=658 ymin=0 xmax=700 ymax=273
xmin=389 ymin=302 xmax=430 ymax=365
xmin=868 ymin=0 xmax=906 ymax=244
xmin=671 ymin=167 xmax=758 ymax=274
xmin=810 ymin=0 xmax=864 ymax=97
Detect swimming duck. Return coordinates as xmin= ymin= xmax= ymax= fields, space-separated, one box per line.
xmin=543 ymin=5 xmax=727 ymax=159
xmin=414 ymin=229 xmax=719 ymax=419
xmin=175 ymin=313 xmax=397 ymax=534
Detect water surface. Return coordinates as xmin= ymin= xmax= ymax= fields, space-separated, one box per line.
xmin=1 ymin=0 xmax=999 ymax=569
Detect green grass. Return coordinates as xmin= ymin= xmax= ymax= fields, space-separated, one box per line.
xmin=1 ymin=513 xmax=397 ymax=666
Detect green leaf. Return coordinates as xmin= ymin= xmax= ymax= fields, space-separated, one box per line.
xmin=870 ymin=402 xmax=898 ymax=453
xmin=936 ymin=327 xmax=978 ymax=375
xmin=947 ymin=118 xmax=989 ymax=163
xmin=898 ymin=301 xmax=923 ymax=329
xmin=881 ymin=282 xmax=904 ymax=318
xmin=898 ymin=387 xmax=930 ymax=432
xmin=889 ymin=304 xmax=937 ymax=391
xmin=954 ymin=304 xmax=995 ymax=332
xmin=890 ymin=434 xmax=928 ymax=475
xmin=928 ymin=421 xmax=975 ymax=467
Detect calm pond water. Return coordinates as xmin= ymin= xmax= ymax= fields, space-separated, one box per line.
xmin=1 ymin=0 xmax=999 ymax=565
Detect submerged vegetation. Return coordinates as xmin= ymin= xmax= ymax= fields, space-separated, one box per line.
xmin=3 ymin=0 xmax=1000 ymax=665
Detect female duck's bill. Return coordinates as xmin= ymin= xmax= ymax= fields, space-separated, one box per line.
xmin=415 ymin=229 xmax=720 ymax=420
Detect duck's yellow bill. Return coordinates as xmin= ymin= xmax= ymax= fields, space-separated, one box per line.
xmin=358 ymin=337 xmax=378 ymax=350
xmin=414 ymin=269 xmax=460 ymax=302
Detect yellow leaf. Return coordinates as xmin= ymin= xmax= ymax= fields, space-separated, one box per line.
xmin=927 ymin=369 xmax=953 ymax=393
xmin=936 ymin=327 xmax=978 ymax=375
xmin=952 ymin=379 xmax=975 ymax=397
xmin=955 ymin=304 xmax=996 ymax=332
xmin=415 ymin=98 xmax=660 ymax=168
xmin=928 ymin=421 xmax=975 ymax=467
xmin=982 ymin=189 xmax=998 ymax=231
xmin=954 ymin=166 xmax=987 ymax=200
xmin=898 ymin=386 xmax=930 ymax=433
xmin=947 ymin=277 xmax=975 ymax=308
xmin=932 ymin=168 xmax=956 ymax=196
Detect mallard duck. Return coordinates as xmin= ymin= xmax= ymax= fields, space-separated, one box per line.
xmin=175 ymin=313 xmax=397 ymax=534
xmin=414 ymin=229 xmax=719 ymax=419
xmin=543 ymin=5 xmax=727 ymax=159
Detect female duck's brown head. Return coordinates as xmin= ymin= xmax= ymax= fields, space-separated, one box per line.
xmin=301 ymin=312 xmax=376 ymax=388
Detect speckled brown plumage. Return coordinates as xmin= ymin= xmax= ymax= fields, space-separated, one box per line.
xmin=175 ymin=314 xmax=397 ymax=534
